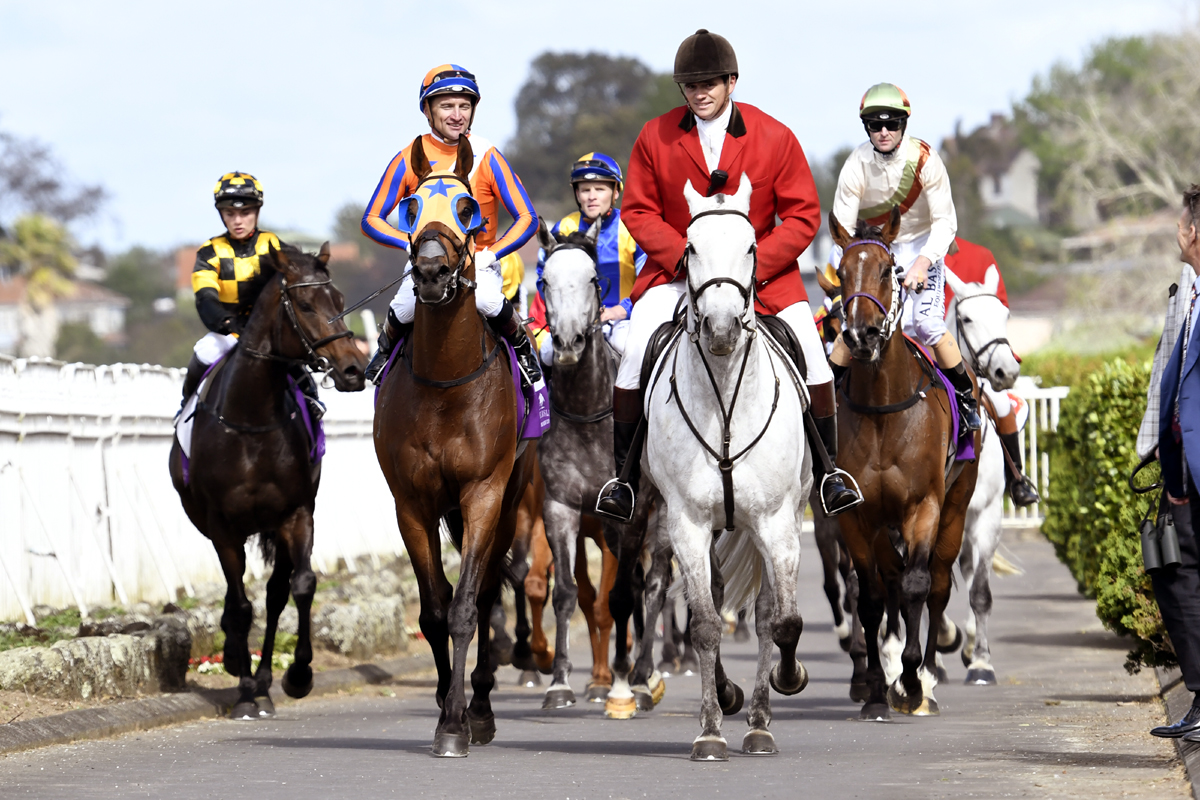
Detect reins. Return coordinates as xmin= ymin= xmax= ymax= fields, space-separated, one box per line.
xmin=953 ymin=292 xmax=1012 ymax=381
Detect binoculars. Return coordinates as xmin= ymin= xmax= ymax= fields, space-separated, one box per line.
xmin=1131 ymin=454 xmax=1183 ymax=573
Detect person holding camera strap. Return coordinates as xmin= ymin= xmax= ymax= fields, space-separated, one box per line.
xmin=1144 ymin=184 xmax=1200 ymax=740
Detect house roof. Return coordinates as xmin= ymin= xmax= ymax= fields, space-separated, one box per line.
xmin=0 ymin=275 xmax=132 ymax=308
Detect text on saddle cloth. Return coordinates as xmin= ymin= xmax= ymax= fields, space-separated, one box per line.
xmin=374 ymin=331 xmax=549 ymax=441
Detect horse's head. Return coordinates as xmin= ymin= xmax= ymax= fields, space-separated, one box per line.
xmin=267 ymin=243 xmax=367 ymax=392
xmin=397 ymin=136 xmax=482 ymax=306
xmin=537 ymin=217 xmax=602 ymax=366
xmin=945 ymin=266 xmax=1020 ymax=391
xmin=682 ymin=174 xmax=756 ymax=356
xmin=829 ymin=207 xmax=902 ymax=363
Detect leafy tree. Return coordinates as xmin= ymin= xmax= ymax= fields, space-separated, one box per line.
xmin=506 ymin=52 xmax=681 ymax=217
xmin=0 ymin=214 xmax=77 ymax=356
xmin=811 ymin=146 xmax=853 ymax=212
xmin=103 ymin=246 xmax=174 ymax=326
xmin=0 ymin=127 xmax=106 ymax=225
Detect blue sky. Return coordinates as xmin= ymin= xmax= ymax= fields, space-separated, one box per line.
xmin=0 ymin=0 xmax=1191 ymax=251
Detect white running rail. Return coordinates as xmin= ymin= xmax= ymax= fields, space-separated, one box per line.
xmin=1003 ymin=377 xmax=1071 ymax=526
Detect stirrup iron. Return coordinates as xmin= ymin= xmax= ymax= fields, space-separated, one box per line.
xmin=820 ymin=468 xmax=863 ymax=517
xmin=595 ymin=477 xmax=635 ymax=523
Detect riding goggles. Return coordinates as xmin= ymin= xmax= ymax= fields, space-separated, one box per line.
xmin=570 ymin=159 xmax=622 ymax=186
xmin=865 ymin=119 xmax=904 ymax=133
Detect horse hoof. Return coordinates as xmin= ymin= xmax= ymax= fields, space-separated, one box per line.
xmin=633 ymin=688 xmax=655 ymax=712
xmin=733 ymin=625 xmax=751 ymax=643
xmin=849 ymin=682 xmax=871 ymax=704
xmin=649 ymin=673 xmax=666 ymax=706
xmin=432 ymin=731 xmax=470 ymax=758
xmin=230 ymin=701 xmax=260 ymax=721
xmin=542 ymin=687 xmax=576 ymax=709
xmin=657 ymin=658 xmax=679 ymax=677
xmin=586 ymin=683 xmax=610 ymax=703
xmin=467 ymin=712 xmax=496 ymax=745
xmin=254 ymin=694 xmax=276 ymax=718
xmin=742 ymin=729 xmax=778 ymax=755
xmin=690 ymin=736 xmax=729 ymax=762
xmin=679 ymin=656 xmax=699 ymax=676
xmin=936 ymin=664 xmax=950 ymax=684
xmin=965 ymin=667 xmax=997 ymax=686
xmin=281 ymin=665 xmax=313 ymax=699
xmin=719 ymin=681 xmax=744 ymax=716
xmin=604 ymin=695 xmax=637 ymax=720
xmin=519 ymin=670 xmax=542 ymax=688
xmin=887 ymin=681 xmax=929 ymax=715
xmin=769 ymin=661 xmax=808 ymax=696
xmin=936 ymin=625 xmax=965 ymax=654
xmin=859 ymin=702 xmax=891 ymax=722
xmin=912 ymin=696 xmax=939 ymax=716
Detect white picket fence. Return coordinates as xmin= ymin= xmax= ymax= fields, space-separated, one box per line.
xmin=0 ymin=352 xmax=403 ymax=625
xmin=0 ymin=347 xmax=1070 ymax=624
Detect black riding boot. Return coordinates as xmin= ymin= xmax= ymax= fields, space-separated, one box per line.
xmin=180 ymin=354 xmax=207 ymax=406
xmin=946 ymin=362 xmax=983 ymax=433
xmin=595 ymin=387 xmax=642 ymax=523
xmin=808 ymin=381 xmax=862 ymax=516
xmin=290 ymin=367 xmax=326 ymax=421
xmin=490 ymin=299 xmax=542 ymax=389
xmin=365 ymin=309 xmax=408 ymax=385
xmin=999 ymin=430 xmax=1040 ymax=507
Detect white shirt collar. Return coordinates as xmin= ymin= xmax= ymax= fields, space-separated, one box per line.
xmin=695 ymin=101 xmax=734 ymax=173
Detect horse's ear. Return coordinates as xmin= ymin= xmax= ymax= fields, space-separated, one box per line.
xmin=881 ymin=206 xmax=902 ymax=245
xmin=816 ymin=264 xmax=839 ymax=297
xmin=454 ymin=136 xmax=474 ymax=185
xmin=828 ymin=210 xmax=852 ymax=248
xmin=983 ymin=264 xmax=1001 ymax=294
xmin=731 ymin=172 xmax=753 ymax=213
xmin=536 ymin=218 xmax=557 ymax=252
xmin=269 ymin=242 xmax=288 ymax=270
xmin=944 ymin=267 xmax=967 ymax=299
xmin=683 ymin=179 xmax=704 ymax=215
xmin=410 ymin=136 xmax=433 ymax=181
xmin=317 ymin=241 xmax=331 ymax=267
xmin=584 ymin=218 xmax=602 ymax=245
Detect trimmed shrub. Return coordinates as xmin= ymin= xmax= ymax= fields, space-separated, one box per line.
xmin=1038 ymin=356 xmax=1172 ymax=671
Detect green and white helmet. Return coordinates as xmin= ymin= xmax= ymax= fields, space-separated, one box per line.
xmin=859 ymin=83 xmax=911 ymax=120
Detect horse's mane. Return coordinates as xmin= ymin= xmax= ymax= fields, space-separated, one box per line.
xmin=555 ymin=229 xmax=598 ymax=264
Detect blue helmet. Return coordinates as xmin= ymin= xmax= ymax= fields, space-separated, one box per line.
xmin=570 ymin=152 xmax=623 ymax=192
xmin=418 ymin=64 xmax=481 ymax=112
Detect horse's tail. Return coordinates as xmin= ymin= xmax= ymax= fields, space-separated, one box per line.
xmin=991 ymin=547 xmax=1024 ymax=576
xmin=256 ymin=533 xmax=276 ymax=567
xmin=715 ymin=532 xmax=763 ymax=615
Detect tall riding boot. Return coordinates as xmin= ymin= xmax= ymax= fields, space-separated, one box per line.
xmin=365 ymin=309 xmax=408 ymax=385
xmin=944 ymin=362 xmax=983 ymax=433
xmin=490 ymin=300 xmax=542 ymax=389
xmin=999 ymin=430 xmax=1040 ymax=506
xmin=290 ymin=366 xmax=326 ymax=421
xmin=807 ymin=381 xmax=863 ymax=516
xmin=180 ymin=354 xmax=207 ymax=405
xmin=595 ymin=387 xmax=643 ymax=522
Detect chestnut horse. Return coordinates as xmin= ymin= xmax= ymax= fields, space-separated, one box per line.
xmin=373 ymin=136 xmax=535 ymax=757
xmin=829 ymin=208 xmax=979 ymax=721
xmin=170 ymin=243 xmax=366 ymax=720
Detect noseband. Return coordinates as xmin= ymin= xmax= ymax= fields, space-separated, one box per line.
xmin=841 ymin=238 xmax=902 ymax=341
xmin=411 ymin=229 xmax=477 ymax=307
xmin=953 ymin=292 xmax=1012 ymax=379
xmin=684 ymin=209 xmax=758 ymax=341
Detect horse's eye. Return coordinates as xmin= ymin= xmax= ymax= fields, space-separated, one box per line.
xmin=299 ymin=301 xmax=314 ymax=313
xmin=961 ymin=316 xmax=972 ymax=324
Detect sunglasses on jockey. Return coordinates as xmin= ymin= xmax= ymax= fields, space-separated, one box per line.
xmin=865 ymin=118 xmax=904 ymax=133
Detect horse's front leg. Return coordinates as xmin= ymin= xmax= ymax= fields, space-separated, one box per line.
xmin=210 ymin=532 xmax=258 ymax=721
xmin=709 ymin=540 xmax=744 ymax=720
xmin=812 ymin=497 xmax=849 ymax=646
xmin=745 ymin=574 xmax=777 ymax=753
xmin=889 ymin=500 xmax=939 ymax=715
xmin=631 ymin=518 xmax=671 ymax=710
xmin=541 ymin=497 xmax=579 ymax=709
xmin=843 ymin=520 xmax=891 ymax=722
xmin=508 ymin=528 xmax=536 ymax=676
xmin=759 ymin=511 xmax=807 ymax=705
xmin=468 ymin=579 xmax=502 ymax=746
xmin=604 ymin=511 xmax=648 ymax=720
xmin=523 ymin=515 xmax=554 ymax=679
xmin=252 ymin=531 xmax=291 ymax=717
xmin=960 ymin=515 xmax=999 ymax=685
xmin=276 ymin=507 xmax=318 ymax=702
xmin=396 ymin=509 xmax=455 ymax=733
xmin=669 ymin=511 xmax=726 ymax=761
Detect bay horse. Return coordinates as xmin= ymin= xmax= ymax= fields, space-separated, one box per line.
xmin=829 ymin=208 xmax=979 ymax=720
xmin=169 ymin=243 xmax=366 ymax=720
xmin=373 ymin=135 xmax=534 ymax=758
xmin=533 ymin=218 xmax=658 ymax=711
xmin=645 ymin=176 xmax=811 ymax=760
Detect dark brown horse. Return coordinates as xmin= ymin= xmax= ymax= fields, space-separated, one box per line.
xmin=373 ymin=135 xmax=534 ymax=758
xmin=829 ymin=208 xmax=979 ymax=721
xmin=169 ymin=243 xmax=366 ymax=720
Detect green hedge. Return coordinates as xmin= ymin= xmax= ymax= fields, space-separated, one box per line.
xmin=1037 ymin=356 xmax=1172 ymax=671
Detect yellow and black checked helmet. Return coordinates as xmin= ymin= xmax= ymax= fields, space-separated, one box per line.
xmin=213 ymin=172 xmax=264 ymax=209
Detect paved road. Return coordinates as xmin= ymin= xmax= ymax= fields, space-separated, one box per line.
xmin=0 ymin=530 xmax=1187 ymax=799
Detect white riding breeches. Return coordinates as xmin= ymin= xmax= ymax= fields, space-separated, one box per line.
xmin=614 ymin=281 xmax=833 ymax=391
xmin=388 ymin=258 xmax=506 ymax=324
xmin=193 ymin=331 xmax=238 ymax=365
xmin=539 ymin=319 xmax=631 ymax=366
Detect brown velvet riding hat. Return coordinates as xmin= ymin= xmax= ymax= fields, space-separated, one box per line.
xmin=673 ymin=29 xmax=738 ymax=83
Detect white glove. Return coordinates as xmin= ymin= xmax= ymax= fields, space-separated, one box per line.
xmin=475 ymin=248 xmax=499 ymax=274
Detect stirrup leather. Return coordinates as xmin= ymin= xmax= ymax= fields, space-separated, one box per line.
xmin=819 ymin=468 xmax=864 ymax=517
xmin=595 ymin=477 xmax=635 ymax=523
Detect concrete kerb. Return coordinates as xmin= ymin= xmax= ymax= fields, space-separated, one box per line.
xmin=1156 ymin=665 xmax=1200 ymax=800
xmin=0 ymin=651 xmax=434 ymax=757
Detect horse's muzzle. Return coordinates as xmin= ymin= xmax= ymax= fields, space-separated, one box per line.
xmin=843 ymin=326 xmax=882 ymax=363
xmin=702 ymin=315 xmax=742 ymax=356
xmin=552 ymin=332 xmax=585 ymax=366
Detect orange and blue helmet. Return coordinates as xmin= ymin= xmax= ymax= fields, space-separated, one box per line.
xmin=419 ymin=64 xmax=481 ymax=112
xmin=569 ymin=152 xmax=623 ymax=192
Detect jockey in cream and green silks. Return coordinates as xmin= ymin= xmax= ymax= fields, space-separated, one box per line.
xmin=360 ymin=63 xmax=542 ymax=388
xmin=828 ymin=82 xmax=981 ymax=433
xmin=529 ymin=152 xmax=646 ymax=363
xmin=181 ymin=172 xmax=324 ymax=420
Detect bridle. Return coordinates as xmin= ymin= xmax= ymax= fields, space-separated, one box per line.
xmin=411 ymin=227 xmax=477 ymax=307
xmin=541 ymin=241 xmax=613 ymax=424
xmin=952 ymin=292 xmax=1012 ymax=383
xmin=683 ymin=208 xmax=758 ymax=342
xmin=840 ymin=238 xmax=903 ymax=342
xmin=243 ymin=273 xmax=353 ymax=373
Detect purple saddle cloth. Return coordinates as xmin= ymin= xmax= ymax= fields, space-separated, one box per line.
xmin=375 ymin=335 xmax=549 ymax=440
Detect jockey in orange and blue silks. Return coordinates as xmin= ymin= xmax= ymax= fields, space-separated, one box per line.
xmin=361 ymin=64 xmax=542 ymax=387
xmin=530 ymin=152 xmax=646 ymax=363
